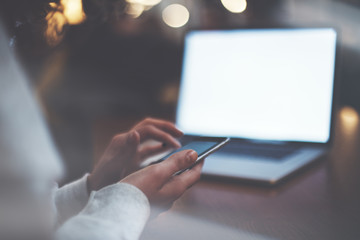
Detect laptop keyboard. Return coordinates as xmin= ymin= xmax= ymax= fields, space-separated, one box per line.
xmin=220 ymin=141 xmax=299 ymax=160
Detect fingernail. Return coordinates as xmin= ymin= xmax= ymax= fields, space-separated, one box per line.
xmin=187 ymin=150 xmax=197 ymax=163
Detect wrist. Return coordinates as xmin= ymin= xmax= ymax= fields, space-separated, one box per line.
xmin=86 ymin=173 xmax=97 ymax=194
xmin=87 ymin=171 xmax=113 ymax=193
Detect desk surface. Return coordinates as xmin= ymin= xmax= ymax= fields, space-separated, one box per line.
xmin=137 ymin=107 xmax=360 ymax=240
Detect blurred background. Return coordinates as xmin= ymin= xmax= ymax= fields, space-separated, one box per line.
xmin=1 ymin=0 xmax=360 ymax=183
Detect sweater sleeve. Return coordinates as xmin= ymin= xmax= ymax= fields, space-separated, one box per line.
xmin=55 ymin=174 xmax=90 ymax=225
xmin=55 ymin=182 xmax=150 ymax=240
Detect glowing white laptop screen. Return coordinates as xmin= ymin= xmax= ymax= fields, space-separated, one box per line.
xmin=176 ymin=28 xmax=337 ymax=143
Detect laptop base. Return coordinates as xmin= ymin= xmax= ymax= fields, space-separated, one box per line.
xmin=202 ymin=147 xmax=326 ymax=185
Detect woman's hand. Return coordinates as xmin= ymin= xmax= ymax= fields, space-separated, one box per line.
xmin=87 ymin=118 xmax=183 ymax=192
xmin=121 ymin=149 xmax=204 ymax=210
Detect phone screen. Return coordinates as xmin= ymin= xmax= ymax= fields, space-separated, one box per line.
xmin=143 ymin=137 xmax=229 ymax=171
xmin=160 ymin=141 xmax=220 ymax=161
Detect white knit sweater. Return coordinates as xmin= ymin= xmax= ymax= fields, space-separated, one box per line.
xmin=54 ymin=175 xmax=150 ymax=240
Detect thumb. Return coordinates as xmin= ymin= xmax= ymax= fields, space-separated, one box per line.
xmin=158 ymin=150 xmax=198 ymax=180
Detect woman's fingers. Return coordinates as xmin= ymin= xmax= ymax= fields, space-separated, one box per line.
xmin=177 ymin=159 xmax=204 ymax=189
xmin=136 ymin=125 xmax=181 ymax=148
xmin=139 ymin=143 xmax=173 ymax=160
xmin=158 ymin=159 xmax=204 ymax=199
xmin=157 ymin=150 xmax=198 ymax=181
xmin=120 ymin=150 xmax=204 ymax=211
xmin=134 ymin=118 xmax=183 ymax=140
xmin=141 ymin=118 xmax=183 ymax=138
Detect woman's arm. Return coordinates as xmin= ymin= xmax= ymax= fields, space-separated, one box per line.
xmin=55 ymin=183 xmax=150 ymax=240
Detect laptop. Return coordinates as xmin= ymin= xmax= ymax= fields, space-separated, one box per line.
xmin=176 ymin=28 xmax=337 ymax=185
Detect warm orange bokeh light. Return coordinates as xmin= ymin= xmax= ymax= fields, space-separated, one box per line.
xmin=61 ymin=0 xmax=86 ymax=25
xmin=340 ymin=106 xmax=359 ymax=136
xmin=45 ymin=0 xmax=86 ymax=46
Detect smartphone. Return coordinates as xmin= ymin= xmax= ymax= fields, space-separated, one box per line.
xmin=153 ymin=137 xmax=230 ymax=175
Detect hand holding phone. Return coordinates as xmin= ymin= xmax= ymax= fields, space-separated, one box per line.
xmin=153 ymin=137 xmax=230 ymax=175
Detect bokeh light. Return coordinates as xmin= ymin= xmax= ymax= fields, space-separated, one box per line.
xmin=221 ymin=0 xmax=247 ymax=13
xmin=341 ymin=106 xmax=359 ymax=125
xmin=61 ymin=0 xmax=86 ymax=25
xmin=45 ymin=0 xmax=86 ymax=46
xmin=126 ymin=0 xmax=162 ymax=18
xmin=162 ymin=4 xmax=190 ymax=28
xmin=340 ymin=106 xmax=359 ymax=135
xmin=126 ymin=3 xmax=145 ymax=18
xmin=45 ymin=10 xmax=67 ymax=46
